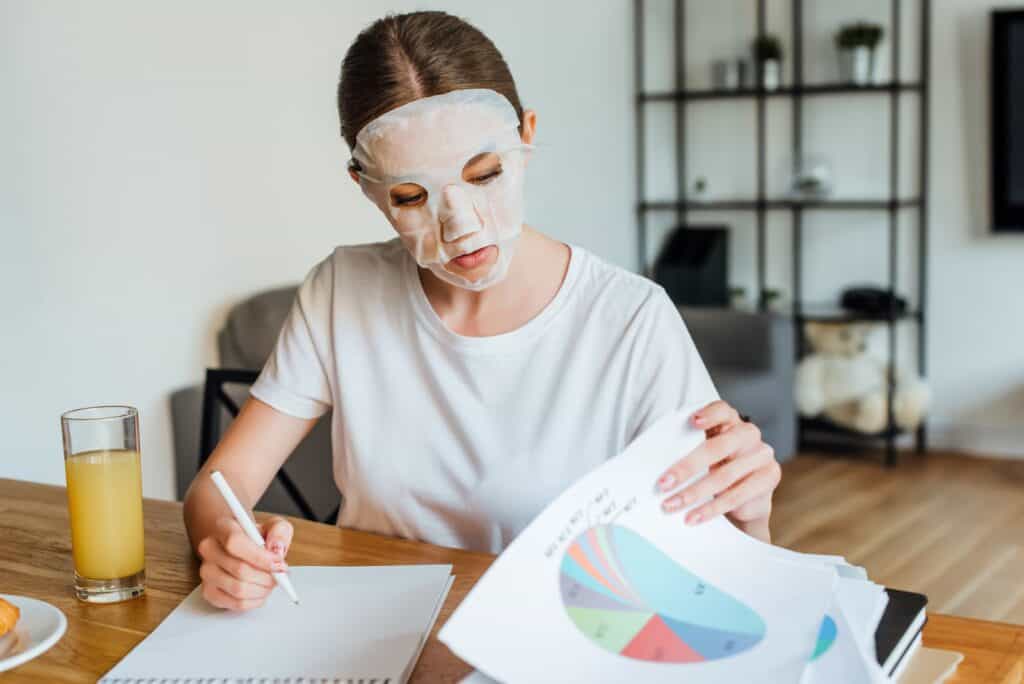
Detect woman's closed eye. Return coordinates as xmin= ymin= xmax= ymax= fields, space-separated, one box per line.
xmin=390 ymin=183 xmax=427 ymax=207
xmin=469 ymin=167 xmax=503 ymax=184
xmin=462 ymin=151 xmax=503 ymax=185
xmin=394 ymin=191 xmax=426 ymax=206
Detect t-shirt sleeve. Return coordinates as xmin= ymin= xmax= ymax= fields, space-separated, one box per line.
xmin=249 ymin=258 xmax=334 ymax=420
xmin=627 ymin=286 xmax=719 ymax=439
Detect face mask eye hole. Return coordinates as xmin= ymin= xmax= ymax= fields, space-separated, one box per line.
xmin=390 ymin=183 xmax=427 ymax=208
xmin=462 ymin=152 xmax=503 ymax=185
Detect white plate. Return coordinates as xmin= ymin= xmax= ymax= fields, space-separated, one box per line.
xmin=0 ymin=594 xmax=68 ymax=673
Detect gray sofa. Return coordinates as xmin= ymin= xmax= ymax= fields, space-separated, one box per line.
xmin=169 ymin=291 xmax=795 ymax=517
xmin=679 ymin=307 xmax=795 ymax=461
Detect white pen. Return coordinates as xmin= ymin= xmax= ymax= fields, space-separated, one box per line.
xmin=209 ymin=470 xmax=300 ymax=605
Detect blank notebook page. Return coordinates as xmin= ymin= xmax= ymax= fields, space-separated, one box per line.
xmin=101 ymin=565 xmax=453 ymax=683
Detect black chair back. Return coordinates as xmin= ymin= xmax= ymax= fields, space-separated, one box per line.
xmin=199 ymin=368 xmax=339 ymax=524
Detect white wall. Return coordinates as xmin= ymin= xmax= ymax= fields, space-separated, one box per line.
xmin=926 ymin=0 xmax=1024 ymax=455
xmin=0 ymin=0 xmax=633 ymax=499
xmin=1 ymin=0 xmax=1020 ymax=503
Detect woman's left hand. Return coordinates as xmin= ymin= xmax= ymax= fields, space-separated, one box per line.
xmin=655 ymin=400 xmax=781 ymax=542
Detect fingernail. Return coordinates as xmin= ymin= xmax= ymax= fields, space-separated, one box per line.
xmin=662 ymin=497 xmax=684 ymax=512
xmin=692 ymin=414 xmax=704 ymax=425
xmin=269 ymin=542 xmax=283 ymax=555
xmin=657 ymin=473 xmax=677 ymax=492
xmin=273 ymin=560 xmax=287 ymax=572
xmin=687 ymin=512 xmax=703 ymax=525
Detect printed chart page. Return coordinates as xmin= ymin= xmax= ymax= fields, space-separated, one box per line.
xmin=440 ymin=407 xmax=839 ymax=683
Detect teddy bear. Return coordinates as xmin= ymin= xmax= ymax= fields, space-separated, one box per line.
xmin=794 ymin=321 xmax=930 ymax=433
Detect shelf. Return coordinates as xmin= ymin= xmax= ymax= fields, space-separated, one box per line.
xmin=639 ymin=198 xmax=922 ymax=212
xmin=684 ymin=304 xmax=921 ymax=324
xmin=639 ymin=81 xmax=923 ymax=103
xmin=633 ymin=1 xmax=930 ymax=463
xmin=791 ymin=304 xmax=922 ymax=324
xmin=799 ymin=416 xmax=906 ymax=442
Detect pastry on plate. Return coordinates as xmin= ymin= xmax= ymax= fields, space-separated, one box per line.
xmin=0 ymin=598 xmax=21 ymax=658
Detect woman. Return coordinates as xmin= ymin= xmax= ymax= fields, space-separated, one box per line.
xmin=184 ymin=10 xmax=781 ymax=612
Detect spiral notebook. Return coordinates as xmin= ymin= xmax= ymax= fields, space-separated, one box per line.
xmin=101 ymin=565 xmax=454 ymax=683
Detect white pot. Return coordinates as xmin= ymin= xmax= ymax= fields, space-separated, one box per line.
xmin=761 ymin=59 xmax=780 ymax=90
xmin=839 ymin=46 xmax=875 ymax=85
xmin=712 ymin=60 xmax=740 ymax=90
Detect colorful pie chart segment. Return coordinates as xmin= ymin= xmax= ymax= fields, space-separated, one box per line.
xmin=811 ymin=615 xmax=838 ymax=660
xmin=559 ymin=524 xmax=766 ymax=663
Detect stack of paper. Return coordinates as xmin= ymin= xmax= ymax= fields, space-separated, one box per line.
xmin=440 ymin=407 xmax=901 ymax=683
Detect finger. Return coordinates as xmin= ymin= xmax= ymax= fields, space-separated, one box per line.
xmin=691 ymin=401 xmax=742 ymax=431
xmin=661 ymin=447 xmax=771 ymax=513
xmin=199 ymin=561 xmax=274 ymax=601
xmin=685 ymin=462 xmax=780 ymax=525
xmin=198 ymin=534 xmax=279 ymax=586
xmin=704 ymin=423 xmax=728 ymax=439
xmin=205 ymin=543 xmax=276 ymax=588
xmin=656 ymin=422 xmax=761 ymax=492
xmin=729 ymin=461 xmax=782 ymax=523
xmin=215 ymin=518 xmax=280 ymax=572
xmin=208 ymin=585 xmax=267 ymax=612
xmin=260 ymin=517 xmax=294 ymax=559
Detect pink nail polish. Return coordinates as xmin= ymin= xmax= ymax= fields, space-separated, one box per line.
xmin=269 ymin=542 xmax=283 ymax=555
xmin=657 ymin=474 xmax=677 ymax=492
xmin=663 ymin=498 xmax=683 ymax=512
xmin=687 ymin=513 xmax=703 ymax=525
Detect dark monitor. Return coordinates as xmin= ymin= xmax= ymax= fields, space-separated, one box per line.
xmin=652 ymin=225 xmax=729 ymax=307
xmin=992 ymin=10 xmax=1024 ymax=231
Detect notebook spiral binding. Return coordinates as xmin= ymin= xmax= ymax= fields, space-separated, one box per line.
xmin=100 ymin=679 xmax=393 ymax=683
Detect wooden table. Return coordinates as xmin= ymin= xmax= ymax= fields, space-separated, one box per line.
xmin=1 ymin=478 xmax=1021 ymax=683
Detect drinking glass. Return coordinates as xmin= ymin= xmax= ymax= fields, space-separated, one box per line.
xmin=60 ymin=405 xmax=146 ymax=603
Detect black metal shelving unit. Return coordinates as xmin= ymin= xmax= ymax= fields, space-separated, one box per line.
xmin=634 ymin=0 xmax=930 ymax=466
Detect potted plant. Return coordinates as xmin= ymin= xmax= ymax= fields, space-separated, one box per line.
xmin=835 ymin=21 xmax=884 ymax=85
xmin=762 ymin=288 xmax=785 ymax=312
xmin=751 ymin=34 xmax=783 ymax=90
xmin=692 ymin=176 xmax=709 ymax=202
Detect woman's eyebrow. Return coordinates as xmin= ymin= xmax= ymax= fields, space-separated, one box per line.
xmin=463 ymin=151 xmax=499 ymax=167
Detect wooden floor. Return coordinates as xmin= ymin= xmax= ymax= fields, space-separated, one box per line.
xmin=773 ymin=451 xmax=1024 ymax=625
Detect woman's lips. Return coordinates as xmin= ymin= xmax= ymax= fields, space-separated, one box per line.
xmin=450 ymin=245 xmax=495 ymax=270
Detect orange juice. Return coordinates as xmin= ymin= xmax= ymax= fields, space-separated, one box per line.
xmin=64 ymin=448 xmax=145 ymax=579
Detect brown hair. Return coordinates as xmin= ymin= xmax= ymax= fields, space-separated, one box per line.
xmin=337 ymin=11 xmax=524 ymax=152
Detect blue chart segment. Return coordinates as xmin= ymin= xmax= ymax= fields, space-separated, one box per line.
xmin=559 ymin=524 xmax=766 ymax=663
xmin=811 ymin=615 xmax=838 ymax=660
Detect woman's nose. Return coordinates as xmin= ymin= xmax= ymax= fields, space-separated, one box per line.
xmin=438 ymin=185 xmax=483 ymax=242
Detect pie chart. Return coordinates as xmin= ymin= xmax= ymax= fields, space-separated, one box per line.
xmin=559 ymin=524 xmax=766 ymax=663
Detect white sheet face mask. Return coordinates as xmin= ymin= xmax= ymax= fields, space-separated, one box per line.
xmin=350 ymin=89 xmax=531 ymax=291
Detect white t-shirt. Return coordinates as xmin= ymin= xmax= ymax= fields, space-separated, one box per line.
xmin=251 ymin=239 xmax=717 ymax=552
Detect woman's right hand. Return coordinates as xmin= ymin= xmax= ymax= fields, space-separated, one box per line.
xmin=196 ymin=516 xmax=294 ymax=611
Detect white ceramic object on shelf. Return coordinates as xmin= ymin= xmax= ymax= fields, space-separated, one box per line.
xmin=761 ymin=59 xmax=781 ymax=90
xmin=839 ymin=46 xmax=875 ymax=85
